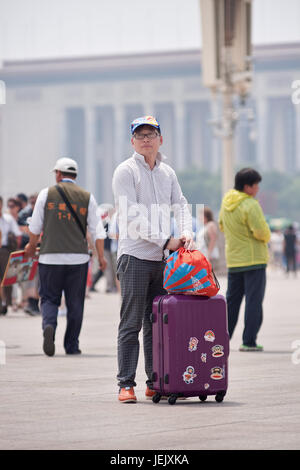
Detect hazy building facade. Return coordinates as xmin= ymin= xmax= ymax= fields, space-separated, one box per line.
xmin=0 ymin=43 xmax=299 ymax=204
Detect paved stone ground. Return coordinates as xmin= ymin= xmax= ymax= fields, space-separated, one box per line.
xmin=0 ymin=268 xmax=299 ymax=450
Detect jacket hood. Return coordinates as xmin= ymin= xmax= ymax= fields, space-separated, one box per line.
xmin=222 ymin=189 xmax=250 ymax=212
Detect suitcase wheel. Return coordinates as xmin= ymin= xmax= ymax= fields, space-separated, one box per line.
xmin=199 ymin=395 xmax=207 ymax=402
xmin=152 ymin=393 xmax=161 ymax=404
xmin=168 ymin=395 xmax=177 ymax=405
xmin=215 ymin=391 xmax=226 ymax=403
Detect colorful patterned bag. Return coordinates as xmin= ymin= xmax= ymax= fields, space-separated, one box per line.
xmin=163 ymin=247 xmax=220 ymax=297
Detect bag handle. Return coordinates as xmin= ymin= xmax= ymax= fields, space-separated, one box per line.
xmin=55 ymin=184 xmax=86 ymax=239
xmin=212 ymin=268 xmax=220 ymax=289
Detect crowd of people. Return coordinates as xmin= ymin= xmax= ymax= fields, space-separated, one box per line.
xmin=88 ymin=207 xmax=119 ymax=294
xmin=1 ymin=191 xmax=297 ymax=316
xmin=0 ymin=193 xmax=225 ymax=313
xmin=0 ymin=191 xmax=121 ymax=317
xmin=0 ymin=185 xmax=298 ymax=313
xmin=0 ymin=192 xmax=39 ymax=315
xmin=1 ymin=186 xmax=298 ymax=320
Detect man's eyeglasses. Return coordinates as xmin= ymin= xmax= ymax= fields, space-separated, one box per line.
xmin=133 ymin=131 xmax=159 ymax=140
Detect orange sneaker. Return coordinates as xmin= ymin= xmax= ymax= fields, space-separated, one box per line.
xmin=118 ymin=387 xmax=137 ymax=403
xmin=145 ymin=386 xmax=156 ymax=399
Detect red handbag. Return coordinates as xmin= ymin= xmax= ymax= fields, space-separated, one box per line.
xmin=163 ymin=247 xmax=220 ymax=297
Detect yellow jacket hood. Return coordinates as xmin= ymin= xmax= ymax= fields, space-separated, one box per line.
xmin=222 ymin=189 xmax=250 ymax=212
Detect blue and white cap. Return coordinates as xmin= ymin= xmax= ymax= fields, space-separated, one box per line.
xmin=131 ymin=115 xmax=160 ymax=135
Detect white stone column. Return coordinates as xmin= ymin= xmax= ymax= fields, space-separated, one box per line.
xmin=255 ymin=77 xmax=268 ymax=171
xmin=85 ymin=106 xmax=96 ymax=195
xmin=58 ymin=107 xmax=67 ymax=156
xmin=174 ymin=100 xmax=185 ymax=171
xmin=210 ymin=96 xmax=221 ymax=172
xmin=295 ymin=104 xmax=300 ymax=171
xmin=256 ymin=97 xmax=268 ymax=171
xmin=114 ymin=104 xmax=125 ymax=166
xmin=141 ymin=82 xmax=153 ymax=117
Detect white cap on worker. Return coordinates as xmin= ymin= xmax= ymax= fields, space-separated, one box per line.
xmin=52 ymin=157 xmax=78 ymax=174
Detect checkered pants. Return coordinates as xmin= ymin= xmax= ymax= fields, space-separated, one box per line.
xmin=117 ymin=254 xmax=166 ymax=388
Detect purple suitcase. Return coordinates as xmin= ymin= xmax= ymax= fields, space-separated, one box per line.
xmin=152 ymin=294 xmax=229 ymax=405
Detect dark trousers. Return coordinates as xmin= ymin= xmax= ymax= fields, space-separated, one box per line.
xmin=226 ymin=268 xmax=266 ymax=347
xmin=117 ymin=255 xmax=166 ymax=388
xmin=0 ymin=247 xmax=13 ymax=306
xmin=38 ymin=262 xmax=88 ymax=353
xmin=285 ymin=254 xmax=297 ymax=273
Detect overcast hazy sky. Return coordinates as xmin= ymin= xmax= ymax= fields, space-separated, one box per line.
xmin=0 ymin=0 xmax=299 ymax=61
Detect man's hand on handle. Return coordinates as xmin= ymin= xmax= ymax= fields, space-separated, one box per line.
xmin=165 ymin=233 xmax=195 ymax=252
xmin=165 ymin=238 xmax=183 ymax=252
xmin=24 ymin=243 xmax=37 ymax=259
xmin=180 ymin=233 xmax=195 ymax=251
xmin=24 ymin=233 xmax=40 ymax=259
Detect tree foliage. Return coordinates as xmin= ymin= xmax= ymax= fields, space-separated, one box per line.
xmin=177 ymin=167 xmax=222 ymax=217
xmin=177 ymin=167 xmax=300 ymax=223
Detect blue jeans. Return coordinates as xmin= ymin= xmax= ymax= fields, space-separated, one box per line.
xmin=226 ymin=268 xmax=266 ymax=347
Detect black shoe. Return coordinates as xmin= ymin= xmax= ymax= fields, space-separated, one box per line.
xmin=24 ymin=298 xmax=40 ymax=316
xmin=24 ymin=306 xmax=39 ymax=316
xmin=66 ymin=349 xmax=82 ymax=355
xmin=43 ymin=325 xmax=55 ymax=357
xmin=0 ymin=305 xmax=7 ymax=315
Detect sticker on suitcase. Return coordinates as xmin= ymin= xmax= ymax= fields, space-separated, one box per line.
xmin=188 ymin=337 xmax=199 ymax=352
xmin=210 ymin=366 xmax=225 ymax=380
xmin=212 ymin=345 xmax=224 ymax=358
xmin=201 ymin=353 xmax=207 ymax=363
xmin=204 ymin=330 xmax=215 ymax=342
xmin=182 ymin=366 xmax=197 ymax=384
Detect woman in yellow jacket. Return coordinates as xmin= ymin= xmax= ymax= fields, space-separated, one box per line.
xmin=219 ymin=168 xmax=271 ymax=351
